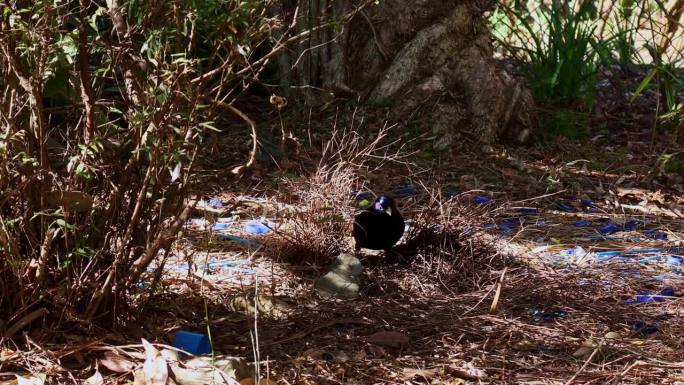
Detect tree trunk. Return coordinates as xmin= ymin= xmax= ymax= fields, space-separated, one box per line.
xmin=279 ymin=0 xmax=534 ymax=144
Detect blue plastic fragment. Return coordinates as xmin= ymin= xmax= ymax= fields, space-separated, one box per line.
xmin=137 ymin=282 xmax=148 ymax=289
xmin=462 ymin=226 xmax=474 ymax=235
xmin=623 ymin=220 xmax=643 ymax=231
xmin=216 ymin=234 xmax=259 ymax=248
xmin=244 ymin=221 xmax=271 ymax=235
xmin=394 ymin=184 xmax=417 ymax=198
xmin=632 ymin=321 xmax=658 ymax=336
xmin=574 ymin=219 xmax=590 ymax=227
xmin=173 ymin=331 xmax=212 ymax=355
xmin=593 ymin=250 xmax=621 ymax=256
xmin=580 ymin=198 xmax=598 ymax=209
xmin=207 ymin=198 xmax=225 ymax=208
xmin=475 ymin=196 xmax=491 ymax=205
xmin=556 ymin=202 xmax=575 ymax=212
xmin=667 ymin=256 xmax=684 ymax=265
xmin=626 ymin=248 xmax=665 ymax=254
xmin=638 ymin=255 xmax=663 ymax=263
xmin=599 ymin=223 xmax=621 ymax=234
xmin=502 ymin=217 xmax=524 ymax=226
xmin=482 ymin=223 xmax=497 ymax=229
xmin=199 ymin=259 xmax=249 ymax=270
xmin=211 ymin=222 xmax=232 ymax=230
xmin=625 ymin=287 xmax=675 ymax=304
xmin=592 ymin=250 xmax=623 ymax=261
xmin=643 ymin=230 xmax=667 ymax=240
xmin=498 ymin=225 xmax=513 ymax=233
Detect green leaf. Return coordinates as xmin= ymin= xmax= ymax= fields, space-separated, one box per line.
xmin=631 ymin=67 xmax=658 ymax=102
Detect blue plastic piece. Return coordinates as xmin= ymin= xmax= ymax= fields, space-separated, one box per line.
xmin=667 ymin=256 xmax=684 ymax=265
xmin=599 ymin=223 xmax=621 ymax=234
xmin=574 ymin=220 xmax=590 ymax=227
xmin=475 ymin=196 xmax=491 ymax=205
xmin=482 ymin=223 xmax=497 ymax=229
xmin=660 ymin=286 xmax=675 ymax=297
xmin=216 ymin=234 xmax=259 ymax=248
xmin=556 ymin=202 xmax=575 ymax=212
xmin=623 ymin=220 xmax=643 ymax=231
xmin=173 ymin=331 xmax=212 ymax=355
xmin=643 ymin=230 xmax=667 ymax=240
xmin=199 ymin=259 xmax=249 ymax=270
xmin=580 ymin=198 xmax=596 ymax=207
xmin=501 ymin=217 xmax=524 ymax=227
xmin=498 ymin=225 xmax=513 ymax=233
xmin=632 ymin=321 xmax=658 ymax=336
xmin=207 ymin=198 xmax=225 ymax=208
xmin=625 ymin=287 xmax=675 ymax=304
xmin=394 ymin=184 xmax=417 ymax=198
xmin=638 ymin=255 xmax=663 ymax=263
xmin=462 ymin=226 xmax=474 ymax=235
xmin=211 ymin=223 xmax=232 ymax=230
xmin=244 ymin=221 xmax=271 ymax=235
xmin=626 ymin=248 xmax=665 ymax=254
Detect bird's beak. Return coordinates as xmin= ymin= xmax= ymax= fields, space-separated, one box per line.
xmin=384 ymin=207 xmax=392 ymax=216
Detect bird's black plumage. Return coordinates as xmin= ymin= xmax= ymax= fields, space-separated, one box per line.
xmin=353 ymin=195 xmax=405 ymax=253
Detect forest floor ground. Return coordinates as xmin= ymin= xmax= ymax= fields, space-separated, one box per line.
xmin=144 ymin=80 xmax=684 ymax=385
xmin=9 ymin=70 xmax=684 ymax=384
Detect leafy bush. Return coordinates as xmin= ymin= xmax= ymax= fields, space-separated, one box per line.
xmin=0 ymin=0 xmax=276 ymax=326
xmin=496 ymin=1 xmax=603 ymax=109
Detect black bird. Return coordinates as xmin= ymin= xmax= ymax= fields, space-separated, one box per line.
xmin=353 ymin=195 xmax=405 ymax=254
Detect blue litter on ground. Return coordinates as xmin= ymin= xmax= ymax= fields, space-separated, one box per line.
xmin=498 ymin=225 xmax=513 ymax=233
xmin=173 ymin=331 xmax=212 ymax=355
xmin=244 ymin=221 xmax=271 ymax=235
xmin=623 ymin=220 xmax=643 ymax=231
xmin=207 ymin=198 xmax=226 ymax=208
xmin=556 ymin=202 xmax=575 ymax=212
xmin=667 ymin=256 xmax=684 ymax=265
xmin=643 ymin=230 xmax=667 ymax=240
xmin=632 ymin=321 xmax=658 ymax=336
xmin=216 ymin=234 xmax=260 ymax=248
xmin=482 ymin=223 xmax=497 ymax=229
xmin=625 ymin=287 xmax=675 ymax=304
xmin=199 ymin=259 xmax=249 ymax=270
xmin=501 ymin=217 xmax=524 ymax=227
xmin=599 ymin=223 xmax=621 ymax=234
xmin=475 ymin=196 xmax=491 ymax=205
xmin=211 ymin=222 xmax=232 ymax=230
xmin=638 ymin=255 xmax=663 ymax=263
xmin=573 ymin=219 xmax=590 ymax=227
xmin=580 ymin=198 xmax=597 ymax=208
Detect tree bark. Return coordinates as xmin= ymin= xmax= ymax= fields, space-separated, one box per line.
xmin=279 ymin=0 xmax=534 ymax=144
